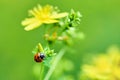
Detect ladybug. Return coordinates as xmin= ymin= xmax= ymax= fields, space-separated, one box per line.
xmin=34 ymin=53 xmax=45 ymax=62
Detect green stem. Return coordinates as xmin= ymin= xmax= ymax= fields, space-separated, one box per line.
xmin=39 ymin=63 xmax=44 ymax=80
xmin=44 ymin=48 xmax=66 ymax=80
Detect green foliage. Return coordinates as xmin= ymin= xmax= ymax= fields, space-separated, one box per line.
xmin=65 ymin=9 xmax=82 ymax=28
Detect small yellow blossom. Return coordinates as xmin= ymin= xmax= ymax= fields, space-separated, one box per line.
xmin=80 ymin=46 xmax=120 ymax=80
xmin=21 ymin=5 xmax=68 ymax=31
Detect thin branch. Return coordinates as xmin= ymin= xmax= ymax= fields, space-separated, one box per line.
xmin=44 ymin=48 xmax=66 ymax=80
xmin=39 ymin=63 xmax=44 ymax=80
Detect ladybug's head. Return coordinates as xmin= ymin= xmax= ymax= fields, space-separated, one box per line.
xmin=40 ymin=53 xmax=45 ymax=59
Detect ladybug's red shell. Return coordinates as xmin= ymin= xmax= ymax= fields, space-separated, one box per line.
xmin=34 ymin=53 xmax=43 ymax=62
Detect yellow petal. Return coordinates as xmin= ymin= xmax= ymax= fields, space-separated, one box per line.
xmin=29 ymin=10 xmax=37 ymax=16
xmin=24 ymin=21 xmax=42 ymax=31
xmin=43 ymin=19 xmax=58 ymax=24
xmin=113 ymin=68 xmax=120 ymax=78
xmin=21 ymin=18 xmax=37 ymax=26
xmin=37 ymin=4 xmax=42 ymax=11
xmin=107 ymin=46 xmax=120 ymax=55
xmin=94 ymin=55 xmax=111 ymax=73
xmin=82 ymin=65 xmax=98 ymax=78
xmin=42 ymin=5 xmax=52 ymax=14
xmin=51 ymin=12 xmax=68 ymax=19
xmin=33 ymin=7 xmax=40 ymax=15
xmin=29 ymin=5 xmax=42 ymax=16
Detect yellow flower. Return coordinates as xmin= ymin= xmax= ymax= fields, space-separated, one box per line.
xmin=21 ymin=5 xmax=68 ymax=31
xmin=80 ymin=46 xmax=120 ymax=80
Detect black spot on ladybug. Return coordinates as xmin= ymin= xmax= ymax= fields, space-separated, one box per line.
xmin=40 ymin=53 xmax=45 ymax=59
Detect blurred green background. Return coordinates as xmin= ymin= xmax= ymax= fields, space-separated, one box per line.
xmin=0 ymin=0 xmax=120 ymax=80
